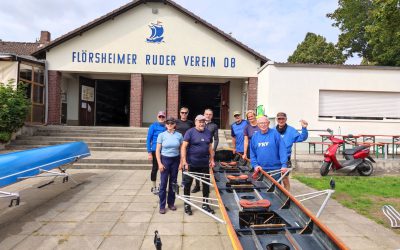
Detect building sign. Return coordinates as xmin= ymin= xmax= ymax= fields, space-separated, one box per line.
xmin=81 ymin=85 xmax=94 ymax=102
xmin=71 ymin=51 xmax=236 ymax=68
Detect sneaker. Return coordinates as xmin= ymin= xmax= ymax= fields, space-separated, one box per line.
xmin=184 ymin=205 xmax=193 ymax=215
xmin=151 ymin=187 xmax=159 ymax=195
xmin=159 ymin=208 xmax=166 ymax=214
xmin=202 ymin=204 xmax=215 ymax=214
xmin=191 ymin=185 xmax=200 ymax=193
xmin=168 ymin=205 xmax=177 ymax=211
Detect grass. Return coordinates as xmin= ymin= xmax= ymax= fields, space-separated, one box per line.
xmin=293 ymin=175 xmax=400 ymax=233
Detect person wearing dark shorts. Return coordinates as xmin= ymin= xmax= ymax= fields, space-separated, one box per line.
xmin=175 ymin=107 xmax=194 ymax=136
xmin=275 ymin=112 xmax=308 ymax=191
xmin=146 ymin=111 xmax=166 ymax=194
xmin=155 ymin=117 xmax=183 ymax=214
xmin=181 ymin=114 xmax=215 ymax=215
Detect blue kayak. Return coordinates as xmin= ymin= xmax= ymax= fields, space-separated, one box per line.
xmin=0 ymin=142 xmax=90 ymax=188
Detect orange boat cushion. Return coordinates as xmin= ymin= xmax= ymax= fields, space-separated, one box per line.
xmin=227 ymin=175 xmax=248 ymax=181
xmin=239 ymin=199 xmax=271 ymax=209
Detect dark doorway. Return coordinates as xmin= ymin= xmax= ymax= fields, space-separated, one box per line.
xmin=96 ymin=80 xmax=130 ymax=126
xmin=79 ymin=77 xmax=96 ymax=126
xmin=180 ymin=83 xmax=221 ymax=127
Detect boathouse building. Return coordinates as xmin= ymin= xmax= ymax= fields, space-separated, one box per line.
xmin=30 ymin=0 xmax=266 ymax=129
xmin=1 ymin=0 xmax=400 ymax=135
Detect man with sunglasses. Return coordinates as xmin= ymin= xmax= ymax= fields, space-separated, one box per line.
xmin=146 ymin=111 xmax=167 ymax=194
xmin=276 ymin=112 xmax=308 ymax=191
xmin=176 ymin=107 xmax=194 ymax=136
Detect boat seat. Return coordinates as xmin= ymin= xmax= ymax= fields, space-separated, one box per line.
xmin=227 ymin=174 xmax=248 ymax=181
xmin=239 ymin=199 xmax=271 ymax=209
xmin=343 ymin=145 xmax=368 ymax=155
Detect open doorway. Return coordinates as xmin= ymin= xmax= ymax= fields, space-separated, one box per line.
xmin=96 ymin=80 xmax=130 ymax=126
xmin=180 ymin=83 xmax=221 ymax=127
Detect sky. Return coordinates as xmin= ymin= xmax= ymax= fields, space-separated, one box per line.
xmin=0 ymin=0 xmax=361 ymax=64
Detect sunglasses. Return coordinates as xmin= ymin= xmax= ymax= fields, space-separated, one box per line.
xmin=234 ymin=114 xmax=240 ymax=118
xmin=277 ymin=118 xmax=286 ymax=120
xmin=180 ymin=112 xmax=188 ymax=114
xmin=158 ymin=116 xmax=165 ymax=118
xmin=166 ymin=122 xmax=175 ymax=125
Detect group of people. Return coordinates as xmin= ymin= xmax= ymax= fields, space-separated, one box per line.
xmin=146 ymin=107 xmax=218 ymax=215
xmin=232 ymin=110 xmax=308 ymax=191
xmin=146 ymin=107 xmax=308 ymax=215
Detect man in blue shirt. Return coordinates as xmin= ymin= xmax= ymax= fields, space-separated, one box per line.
xmin=231 ymin=111 xmax=247 ymax=155
xmin=276 ymin=112 xmax=308 ymax=191
xmin=250 ymin=116 xmax=287 ymax=182
xmin=181 ymin=115 xmax=215 ymax=215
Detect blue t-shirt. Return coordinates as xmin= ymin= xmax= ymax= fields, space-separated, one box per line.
xmin=146 ymin=122 xmax=166 ymax=152
xmin=244 ymin=124 xmax=261 ymax=140
xmin=277 ymin=126 xmax=308 ymax=157
xmin=250 ymin=129 xmax=287 ymax=171
xmin=184 ymin=127 xmax=213 ymax=166
xmin=231 ymin=120 xmax=248 ymax=153
xmin=157 ymin=131 xmax=183 ymax=157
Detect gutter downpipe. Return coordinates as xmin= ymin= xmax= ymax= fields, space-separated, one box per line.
xmin=44 ymin=60 xmax=49 ymax=124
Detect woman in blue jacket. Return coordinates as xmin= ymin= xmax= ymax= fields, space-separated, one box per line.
xmin=147 ymin=111 xmax=166 ymax=194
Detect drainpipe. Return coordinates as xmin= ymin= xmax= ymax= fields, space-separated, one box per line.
xmin=44 ymin=60 xmax=49 ymax=124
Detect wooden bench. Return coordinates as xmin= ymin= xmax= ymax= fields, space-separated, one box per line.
xmin=308 ymin=142 xmax=331 ymax=154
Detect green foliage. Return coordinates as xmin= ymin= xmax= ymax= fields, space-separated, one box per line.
xmin=294 ymin=175 xmax=400 ymax=230
xmin=328 ymin=0 xmax=400 ymax=66
xmin=0 ymin=132 xmax=11 ymax=143
xmin=0 ymin=80 xmax=30 ymax=142
xmin=288 ymin=32 xmax=346 ymax=64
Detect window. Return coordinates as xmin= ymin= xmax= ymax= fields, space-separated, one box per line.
xmin=19 ymin=63 xmax=45 ymax=124
xmin=319 ymin=90 xmax=400 ymax=120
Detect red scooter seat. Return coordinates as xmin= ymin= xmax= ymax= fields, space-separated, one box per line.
xmin=239 ymin=199 xmax=271 ymax=209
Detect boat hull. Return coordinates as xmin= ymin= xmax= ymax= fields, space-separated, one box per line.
xmin=0 ymin=142 xmax=90 ymax=188
xmin=213 ymin=149 xmax=348 ymax=250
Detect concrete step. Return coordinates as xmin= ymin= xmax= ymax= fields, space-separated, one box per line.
xmin=34 ymin=132 xmax=147 ymax=138
xmin=36 ymin=126 xmax=148 ymax=132
xmin=16 ymin=136 xmax=146 ymax=143
xmin=5 ymin=145 xmax=147 ymax=152
xmin=79 ymin=158 xmax=149 ymax=164
xmin=11 ymin=140 xmax=146 ymax=148
xmin=72 ymin=163 xmax=152 ymax=170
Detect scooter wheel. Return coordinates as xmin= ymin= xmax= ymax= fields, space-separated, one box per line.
xmin=357 ymin=160 xmax=374 ymax=176
xmin=320 ymin=162 xmax=331 ymax=176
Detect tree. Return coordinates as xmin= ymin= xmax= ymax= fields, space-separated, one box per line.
xmin=366 ymin=0 xmax=400 ymax=66
xmin=328 ymin=0 xmax=400 ymax=66
xmin=288 ymin=32 xmax=346 ymax=64
xmin=0 ymin=81 xmax=30 ymax=143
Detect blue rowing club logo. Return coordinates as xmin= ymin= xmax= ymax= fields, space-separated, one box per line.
xmin=146 ymin=21 xmax=164 ymax=43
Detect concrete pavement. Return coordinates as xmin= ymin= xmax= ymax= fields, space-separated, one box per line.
xmin=0 ymin=169 xmax=399 ymax=249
